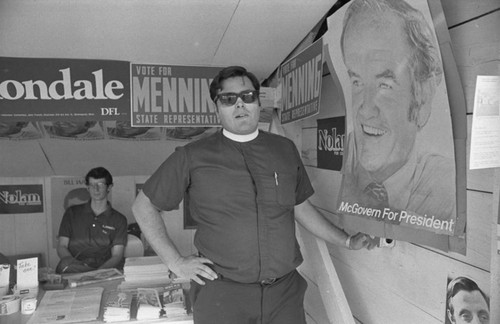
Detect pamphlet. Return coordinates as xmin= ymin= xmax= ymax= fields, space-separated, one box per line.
xmin=27 ymin=287 xmax=103 ymax=324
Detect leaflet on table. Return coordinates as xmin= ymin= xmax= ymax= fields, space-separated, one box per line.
xmin=27 ymin=287 xmax=103 ymax=324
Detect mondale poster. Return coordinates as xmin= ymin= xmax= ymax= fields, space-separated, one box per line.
xmin=325 ymin=0 xmax=464 ymax=252
xmin=0 ymin=57 xmax=130 ymax=122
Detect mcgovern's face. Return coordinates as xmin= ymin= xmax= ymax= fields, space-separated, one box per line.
xmin=215 ymin=76 xmax=260 ymax=135
xmin=343 ymin=12 xmax=418 ymax=182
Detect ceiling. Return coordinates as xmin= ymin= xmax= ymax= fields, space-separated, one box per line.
xmin=0 ymin=0 xmax=339 ymax=178
xmin=0 ymin=0 xmax=337 ymax=82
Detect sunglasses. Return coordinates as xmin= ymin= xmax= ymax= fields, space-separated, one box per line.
xmin=214 ymin=90 xmax=259 ymax=106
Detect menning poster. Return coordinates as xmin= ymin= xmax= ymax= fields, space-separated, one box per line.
xmin=130 ymin=64 xmax=222 ymax=127
xmin=280 ymin=38 xmax=323 ymax=124
xmin=325 ymin=0 xmax=464 ymax=251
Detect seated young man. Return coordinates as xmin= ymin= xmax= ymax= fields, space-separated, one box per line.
xmin=56 ymin=167 xmax=127 ymax=273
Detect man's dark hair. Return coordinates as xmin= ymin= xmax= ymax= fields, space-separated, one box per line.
xmin=447 ymin=276 xmax=489 ymax=315
xmin=85 ymin=167 xmax=113 ymax=186
xmin=209 ymin=66 xmax=260 ymax=102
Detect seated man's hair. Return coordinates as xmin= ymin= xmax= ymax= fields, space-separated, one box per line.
xmin=85 ymin=167 xmax=113 ymax=186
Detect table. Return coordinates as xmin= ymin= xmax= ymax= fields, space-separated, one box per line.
xmin=0 ymin=279 xmax=193 ymax=324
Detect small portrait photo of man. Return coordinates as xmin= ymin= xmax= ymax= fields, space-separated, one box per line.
xmin=104 ymin=121 xmax=162 ymax=140
xmin=41 ymin=120 xmax=105 ymax=140
xmin=329 ymin=0 xmax=457 ymax=229
xmin=446 ymin=276 xmax=490 ymax=324
xmin=0 ymin=121 xmax=43 ymax=140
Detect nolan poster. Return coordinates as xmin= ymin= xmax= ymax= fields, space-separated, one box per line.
xmin=0 ymin=184 xmax=43 ymax=214
xmin=317 ymin=117 xmax=345 ymax=171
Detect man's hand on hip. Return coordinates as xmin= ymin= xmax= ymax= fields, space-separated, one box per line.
xmin=170 ymin=255 xmax=218 ymax=285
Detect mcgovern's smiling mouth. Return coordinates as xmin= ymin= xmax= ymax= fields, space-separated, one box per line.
xmin=362 ymin=124 xmax=386 ymax=136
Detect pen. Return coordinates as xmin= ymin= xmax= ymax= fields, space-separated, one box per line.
xmin=274 ymin=172 xmax=279 ymax=186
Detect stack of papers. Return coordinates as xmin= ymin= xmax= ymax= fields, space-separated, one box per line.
xmin=103 ymin=290 xmax=132 ymax=322
xmin=123 ymin=256 xmax=171 ymax=285
xmin=120 ymin=256 xmax=172 ymax=289
xmin=136 ymin=288 xmax=163 ymax=320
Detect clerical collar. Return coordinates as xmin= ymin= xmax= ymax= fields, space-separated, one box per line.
xmin=222 ymin=129 xmax=259 ymax=142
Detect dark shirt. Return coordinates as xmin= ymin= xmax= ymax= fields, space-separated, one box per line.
xmin=58 ymin=202 xmax=127 ymax=268
xmin=143 ymin=130 xmax=314 ymax=283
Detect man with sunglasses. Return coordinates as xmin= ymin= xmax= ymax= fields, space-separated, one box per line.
xmin=133 ymin=66 xmax=373 ymax=323
xmin=56 ymin=167 xmax=127 ymax=273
